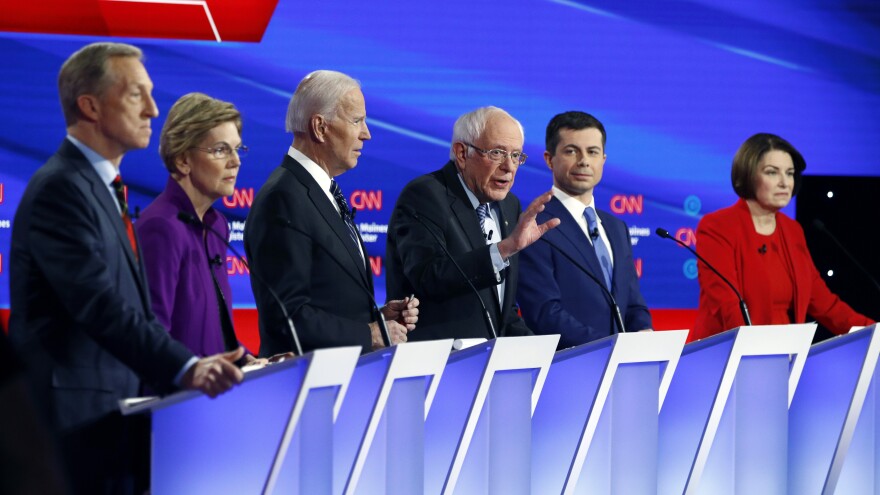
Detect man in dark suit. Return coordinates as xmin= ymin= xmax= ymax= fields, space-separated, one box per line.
xmin=386 ymin=106 xmax=559 ymax=342
xmin=517 ymin=111 xmax=652 ymax=349
xmin=245 ymin=70 xmax=417 ymax=356
xmin=8 ymin=42 xmax=244 ymax=494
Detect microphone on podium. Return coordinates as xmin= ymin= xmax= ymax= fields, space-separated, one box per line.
xmin=177 ymin=211 xmax=304 ymax=356
xmin=274 ymin=216 xmax=394 ymax=348
xmin=538 ymin=237 xmax=626 ymax=334
xmin=396 ymin=205 xmax=498 ymax=340
xmin=655 ymin=227 xmax=752 ymax=326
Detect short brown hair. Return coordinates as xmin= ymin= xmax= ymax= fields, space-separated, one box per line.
xmin=58 ymin=42 xmax=143 ymax=126
xmin=159 ymin=93 xmax=242 ymax=174
xmin=731 ymin=133 xmax=806 ymax=199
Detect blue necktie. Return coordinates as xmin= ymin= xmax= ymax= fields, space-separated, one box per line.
xmin=584 ymin=206 xmax=612 ymax=289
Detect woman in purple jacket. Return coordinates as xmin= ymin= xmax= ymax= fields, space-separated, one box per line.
xmin=136 ymin=93 xmax=248 ymax=357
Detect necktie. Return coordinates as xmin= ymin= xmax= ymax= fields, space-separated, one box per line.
xmin=330 ymin=180 xmax=364 ymax=261
xmin=476 ymin=204 xmax=491 ymax=243
xmin=111 ymin=175 xmax=139 ymax=260
xmin=584 ymin=206 xmax=612 ymax=289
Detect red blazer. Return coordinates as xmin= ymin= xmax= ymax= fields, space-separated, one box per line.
xmin=693 ymin=198 xmax=872 ymax=341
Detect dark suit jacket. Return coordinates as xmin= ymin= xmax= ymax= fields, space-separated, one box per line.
xmin=385 ymin=160 xmax=532 ymax=341
xmin=244 ymin=155 xmax=375 ymax=356
xmin=517 ymin=196 xmax=652 ymax=349
xmin=694 ymin=198 xmax=873 ymax=341
xmin=8 ymin=139 xmax=193 ymax=433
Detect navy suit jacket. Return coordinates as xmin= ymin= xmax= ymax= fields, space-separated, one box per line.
xmin=517 ymin=196 xmax=651 ymax=348
xmin=385 ymin=160 xmax=532 ymax=341
xmin=244 ymin=155 xmax=376 ymax=356
xmin=8 ymin=139 xmax=193 ymax=433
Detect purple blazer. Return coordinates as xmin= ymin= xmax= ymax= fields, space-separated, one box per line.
xmin=136 ymin=177 xmax=233 ymax=357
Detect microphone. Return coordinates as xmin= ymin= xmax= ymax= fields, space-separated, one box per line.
xmin=538 ymin=237 xmax=626 ymax=334
xmin=177 ymin=211 xmax=304 ymax=356
xmin=813 ymin=219 xmax=880 ymax=297
xmin=209 ymin=254 xmax=224 ymax=267
xmin=397 ymin=205 xmax=498 ymax=340
xmin=758 ymin=244 xmax=767 ymax=255
xmin=655 ymin=227 xmax=752 ymax=326
xmin=590 ymin=228 xmax=599 ymax=240
xmin=274 ymin=216 xmax=393 ymax=348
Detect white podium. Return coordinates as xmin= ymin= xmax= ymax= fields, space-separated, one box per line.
xmin=532 ymin=330 xmax=687 ymax=494
xmin=121 ymin=346 xmax=361 ymax=495
xmin=332 ymin=339 xmax=453 ymax=495
xmin=790 ymin=323 xmax=880 ymax=494
xmin=658 ymin=324 xmax=815 ymax=495
xmin=424 ymin=334 xmax=559 ymax=495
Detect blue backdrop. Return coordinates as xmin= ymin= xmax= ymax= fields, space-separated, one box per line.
xmin=2 ymin=0 xmax=879 ymax=313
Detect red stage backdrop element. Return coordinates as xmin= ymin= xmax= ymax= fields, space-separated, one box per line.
xmin=0 ymin=0 xmax=279 ymax=42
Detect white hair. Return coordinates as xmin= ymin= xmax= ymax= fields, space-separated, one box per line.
xmin=285 ymin=70 xmax=361 ymax=133
xmin=449 ymin=106 xmax=524 ymax=160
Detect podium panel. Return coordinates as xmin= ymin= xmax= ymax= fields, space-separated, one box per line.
xmin=532 ymin=330 xmax=687 ymax=494
xmin=789 ymin=323 xmax=880 ymax=494
xmin=424 ymin=335 xmax=559 ymax=495
xmin=332 ymin=339 xmax=452 ymax=495
xmin=658 ymin=324 xmax=815 ymax=495
xmin=122 ymin=347 xmax=361 ymax=495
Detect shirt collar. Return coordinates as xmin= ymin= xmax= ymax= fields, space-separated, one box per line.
xmin=552 ymin=185 xmax=600 ymax=223
xmin=456 ymin=172 xmax=483 ymax=210
xmin=67 ymin=135 xmax=118 ymax=186
xmin=289 ymin=145 xmax=333 ymax=194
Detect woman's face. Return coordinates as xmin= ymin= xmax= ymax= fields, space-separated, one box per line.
xmin=181 ymin=121 xmax=242 ymax=203
xmin=753 ymin=149 xmax=795 ymax=212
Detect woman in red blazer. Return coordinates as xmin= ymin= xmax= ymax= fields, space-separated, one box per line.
xmin=693 ymin=133 xmax=873 ymax=341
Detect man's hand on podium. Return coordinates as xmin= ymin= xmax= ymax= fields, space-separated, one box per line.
xmin=181 ymin=347 xmax=245 ymax=398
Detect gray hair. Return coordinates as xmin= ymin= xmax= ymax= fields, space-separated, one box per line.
xmin=58 ymin=42 xmax=143 ymax=126
xmin=449 ymin=106 xmax=524 ymax=160
xmin=285 ymin=70 xmax=361 ymax=133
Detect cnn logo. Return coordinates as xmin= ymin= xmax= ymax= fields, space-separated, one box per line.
xmin=350 ymin=190 xmax=382 ymax=211
xmin=223 ymin=188 xmax=254 ymax=208
xmin=609 ymin=194 xmax=643 ymax=215
xmin=675 ymin=228 xmax=696 ymax=247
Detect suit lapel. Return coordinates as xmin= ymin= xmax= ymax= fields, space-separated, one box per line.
xmin=441 ymin=162 xmax=503 ymax=322
xmin=442 ymin=162 xmax=487 ymax=251
xmin=283 ymin=157 xmax=371 ymax=289
xmin=545 ymin=197 xmax=606 ymax=283
xmin=62 ymin=141 xmax=150 ymax=303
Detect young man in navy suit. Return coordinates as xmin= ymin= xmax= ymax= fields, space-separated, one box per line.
xmin=517 ymin=111 xmax=652 ymax=349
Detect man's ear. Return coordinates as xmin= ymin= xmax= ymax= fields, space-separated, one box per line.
xmin=310 ymin=114 xmax=327 ymax=142
xmin=76 ymin=95 xmax=100 ymax=122
xmin=452 ymin=142 xmax=468 ymax=167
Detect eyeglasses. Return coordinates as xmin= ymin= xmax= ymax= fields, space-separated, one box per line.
xmin=191 ymin=144 xmax=248 ymax=160
xmin=463 ymin=142 xmax=527 ymax=165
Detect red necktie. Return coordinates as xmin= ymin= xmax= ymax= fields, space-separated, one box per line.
xmin=111 ymin=175 xmax=139 ymax=260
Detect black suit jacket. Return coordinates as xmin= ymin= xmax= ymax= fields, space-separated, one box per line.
xmin=517 ymin=196 xmax=652 ymax=348
xmin=8 ymin=139 xmax=193 ymax=433
xmin=244 ymin=155 xmax=375 ymax=356
xmin=386 ymin=160 xmax=532 ymax=341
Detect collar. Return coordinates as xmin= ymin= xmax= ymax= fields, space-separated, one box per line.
xmin=289 ymin=145 xmax=333 ymax=194
xmin=67 ymin=135 xmax=118 ymax=186
xmin=456 ymin=171 xmax=484 ymax=210
xmin=553 ymin=186 xmax=600 ymax=224
xmin=161 ymin=176 xmax=221 ymax=226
